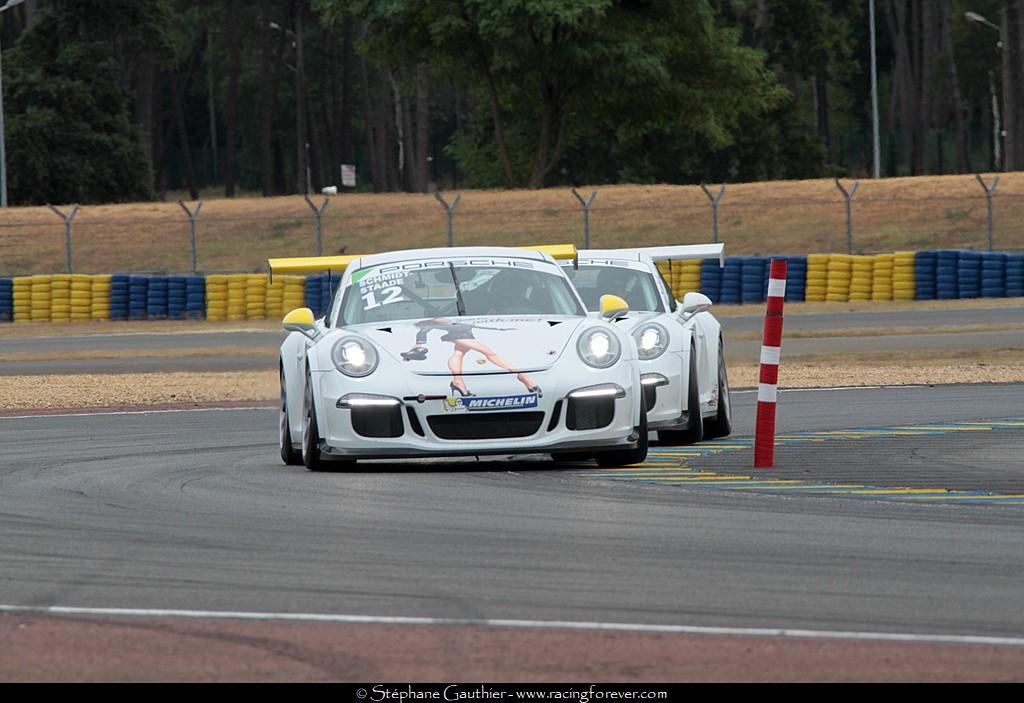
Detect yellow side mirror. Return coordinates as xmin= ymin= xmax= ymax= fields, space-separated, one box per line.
xmin=283 ymin=307 xmax=316 ymax=338
xmin=599 ymin=294 xmax=629 ymax=320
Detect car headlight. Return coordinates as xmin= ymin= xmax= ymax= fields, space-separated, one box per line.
xmin=632 ymin=323 xmax=669 ymax=360
xmin=331 ymin=336 xmax=378 ymax=377
xmin=577 ymin=328 xmax=621 ymax=369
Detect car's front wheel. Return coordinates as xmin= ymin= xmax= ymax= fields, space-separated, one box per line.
xmin=658 ymin=344 xmax=703 ymax=446
xmin=301 ymin=369 xmax=356 ymax=472
xmin=703 ymin=336 xmax=732 ymax=439
xmin=595 ymin=392 xmax=648 ymax=467
xmin=279 ymin=366 xmax=303 ymax=466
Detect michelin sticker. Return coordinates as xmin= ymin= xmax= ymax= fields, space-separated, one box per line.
xmin=442 ymin=393 xmax=539 ymax=413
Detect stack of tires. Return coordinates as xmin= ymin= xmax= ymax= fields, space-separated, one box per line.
xmin=980 ymin=252 xmax=1007 ymax=298
xmin=205 ymin=275 xmax=228 ymax=321
xmin=913 ymin=251 xmax=937 ymax=300
xmin=304 ymin=275 xmax=325 ymax=316
xmin=128 ymin=275 xmax=149 ymax=320
xmin=91 ymin=275 xmax=112 ymax=320
xmin=671 ymin=259 xmax=702 ymax=299
xmin=783 ymin=256 xmax=807 ymax=302
xmin=871 ymin=254 xmax=894 ymax=300
xmin=825 ymin=254 xmax=852 ymax=302
xmin=0 ymin=278 xmax=11 ymax=322
xmin=227 ymin=274 xmax=248 ymax=321
xmin=109 ymin=275 xmax=130 ymax=320
xmin=246 ymin=274 xmax=267 ymax=320
xmin=936 ymin=250 xmax=959 ymax=300
xmin=718 ymin=257 xmax=742 ymax=305
xmin=167 ymin=276 xmax=188 ymax=319
xmin=185 ymin=276 xmax=206 ymax=319
xmin=282 ymin=275 xmax=306 ymax=315
xmin=699 ymin=258 xmax=722 ymax=303
xmin=805 ymin=254 xmax=828 ymax=301
xmin=12 ymin=277 xmax=30 ymax=322
xmin=892 ymin=252 xmax=916 ymax=301
xmin=147 ymin=276 xmax=169 ymax=319
xmin=30 ymin=275 xmax=52 ymax=322
xmin=957 ymin=250 xmax=982 ymax=299
xmin=70 ymin=274 xmax=93 ymax=322
xmin=1007 ymin=253 xmax=1024 ymax=298
xmin=50 ymin=275 xmax=71 ymax=322
xmin=848 ymin=256 xmax=873 ymax=302
xmin=740 ymin=257 xmax=766 ymax=304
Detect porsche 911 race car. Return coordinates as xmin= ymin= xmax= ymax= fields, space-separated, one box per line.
xmin=271 ymin=245 xmax=649 ymax=470
xmin=562 ymin=244 xmax=731 ymax=445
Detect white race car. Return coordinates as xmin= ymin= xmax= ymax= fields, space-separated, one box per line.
xmin=562 ymin=245 xmax=731 ymax=445
xmin=271 ymin=246 xmax=649 ymax=470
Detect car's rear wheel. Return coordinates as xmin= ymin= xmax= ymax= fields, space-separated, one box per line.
xmin=658 ymin=344 xmax=703 ymax=445
xmin=703 ymin=337 xmax=732 ymax=439
xmin=279 ymin=366 xmax=303 ymax=466
xmin=595 ymin=391 xmax=648 ymax=467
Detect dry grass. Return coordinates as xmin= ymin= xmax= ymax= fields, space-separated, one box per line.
xmin=1 ymin=173 xmax=1022 ymax=276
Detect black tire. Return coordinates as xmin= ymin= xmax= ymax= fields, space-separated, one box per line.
xmin=279 ymin=366 xmax=303 ymax=466
xmin=595 ymin=390 xmax=649 ymax=467
xmin=658 ymin=344 xmax=703 ymax=446
xmin=301 ymin=369 xmax=356 ymax=472
xmin=703 ymin=336 xmax=732 ymax=439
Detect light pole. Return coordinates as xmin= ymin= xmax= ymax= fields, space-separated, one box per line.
xmin=0 ymin=0 xmax=28 ymax=208
xmin=966 ymin=10 xmax=1006 ymax=171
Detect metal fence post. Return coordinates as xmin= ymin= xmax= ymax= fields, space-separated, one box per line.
xmin=570 ymin=188 xmax=597 ymax=248
xmin=177 ymin=199 xmax=203 ymax=274
xmin=699 ymin=183 xmax=725 ymax=244
xmin=834 ymin=178 xmax=859 ymax=254
xmin=47 ymin=203 xmax=80 ymax=274
xmin=434 ymin=191 xmax=461 ymax=247
xmin=304 ymin=194 xmax=330 ymax=256
xmin=975 ymin=174 xmax=1000 ymax=251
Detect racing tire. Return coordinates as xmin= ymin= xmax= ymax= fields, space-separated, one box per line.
xmin=279 ymin=366 xmax=303 ymax=466
xmin=702 ymin=336 xmax=732 ymax=439
xmin=657 ymin=344 xmax=703 ymax=446
xmin=301 ymin=369 xmax=356 ymax=472
xmin=595 ymin=391 xmax=648 ymax=468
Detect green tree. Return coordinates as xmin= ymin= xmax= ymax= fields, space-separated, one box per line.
xmin=4 ymin=0 xmax=170 ymax=204
xmin=321 ymin=0 xmax=785 ymax=188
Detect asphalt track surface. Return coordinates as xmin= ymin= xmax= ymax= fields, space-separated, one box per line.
xmin=1 ymin=304 xmax=1022 ymax=375
xmin=1 ymin=383 xmax=1023 ymax=681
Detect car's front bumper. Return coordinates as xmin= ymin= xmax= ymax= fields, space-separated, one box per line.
xmin=640 ymin=351 xmax=690 ymax=430
xmin=311 ymin=363 xmax=642 ymax=459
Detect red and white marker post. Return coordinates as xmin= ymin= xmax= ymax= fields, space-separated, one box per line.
xmin=754 ymin=259 xmax=788 ymax=468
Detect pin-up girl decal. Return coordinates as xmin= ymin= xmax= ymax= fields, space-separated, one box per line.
xmin=401 ymin=318 xmax=541 ymax=398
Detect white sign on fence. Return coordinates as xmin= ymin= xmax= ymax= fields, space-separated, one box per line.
xmin=341 ymin=164 xmax=357 ymax=188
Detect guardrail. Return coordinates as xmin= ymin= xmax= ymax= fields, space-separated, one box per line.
xmin=1 ymin=250 xmax=1022 ymax=323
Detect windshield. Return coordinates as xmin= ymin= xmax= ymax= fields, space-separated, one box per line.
xmin=563 ymin=264 xmax=665 ymax=313
xmin=338 ymin=258 xmax=585 ymax=325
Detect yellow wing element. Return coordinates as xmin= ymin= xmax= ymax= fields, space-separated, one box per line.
xmin=267 ymin=255 xmax=361 ymax=282
xmin=519 ymin=243 xmax=578 ymax=261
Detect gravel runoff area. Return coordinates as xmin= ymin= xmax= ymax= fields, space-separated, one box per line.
xmin=1 ymin=350 xmax=1022 ymax=411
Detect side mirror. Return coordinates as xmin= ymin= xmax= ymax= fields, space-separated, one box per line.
xmin=680 ymin=292 xmax=712 ymax=319
xmin=283 ymin=307 xmax=319 ymax=340
xmin=599 ymin=294 xmax=629 ymax=320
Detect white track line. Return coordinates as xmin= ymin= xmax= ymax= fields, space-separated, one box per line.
xmin=0 ymin=406 xmax=275 ymax=420
xmin=1 ymin=604 xmax=1022 ymax=647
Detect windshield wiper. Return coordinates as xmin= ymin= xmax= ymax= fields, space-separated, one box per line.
xmin=448 ymin=262 xmax=466 ymax=317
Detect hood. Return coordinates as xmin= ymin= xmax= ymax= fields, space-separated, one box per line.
xmin=586 ymin=310 xmax=663 ymax=330
xmin=351 ymin=316 xmax=585 ymax=375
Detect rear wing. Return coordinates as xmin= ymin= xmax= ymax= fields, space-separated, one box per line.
xmin=267 ymin=254 xmax=360 ymax=282
xmin=578 ymin=243 xmax=725 ymax=267
xmin=267 ymin=244 xmax=578 ymax=282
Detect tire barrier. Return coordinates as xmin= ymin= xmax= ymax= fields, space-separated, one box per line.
xmin=805 ymin=254 xmax=828 ymax=302
xmin=892 ymin=251 xmax=916 ymax=301
xmin=3 ymin=249 xmax=1023 ymax=325
xmin=913 ymin=250 xmax=937 ymax=300
xmin=957 ymin=250 xmax=982 ymax=300
xmin=825 ymin=254 xmax=852 ymax=302
xmin=741 ymin=256 xmax=766 ymax=304
xmin=848 ymin=255 xmax=873 ymax=302
xmin=699 ymin=258 xmax=722 ymax=303
xmin=980 ymin=252 xmax=1007 ymax=298
xmin=1007 ymin=253 xmax=1024 ymax=298
xmin=936 ymin=249 xmax=959 ymax=300
xmin=718 ymin=256 xmax=743 ymax=305
xmin=0 ymin=277 xmax=12 ymax=322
